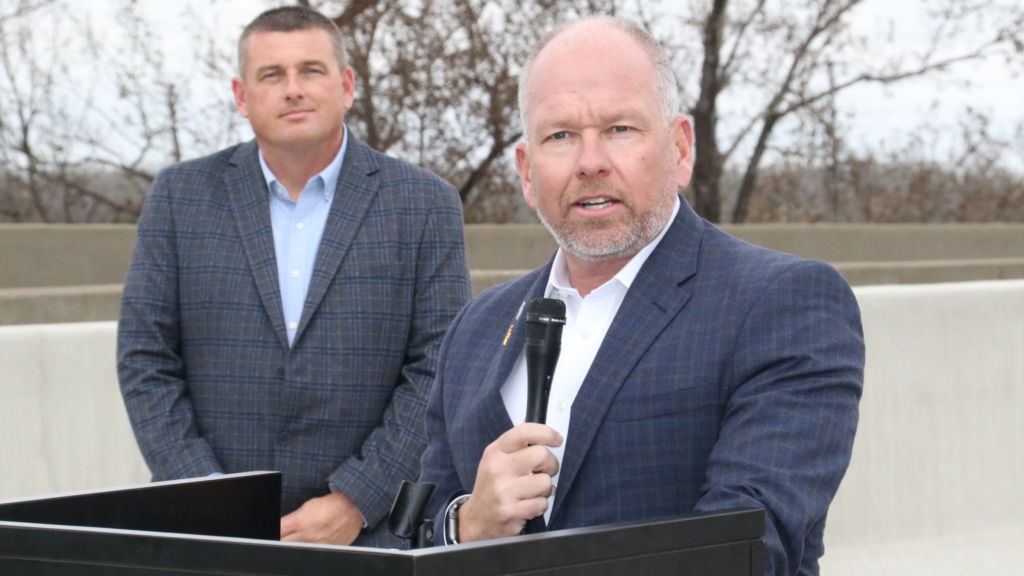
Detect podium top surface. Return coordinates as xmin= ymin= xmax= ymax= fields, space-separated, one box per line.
xmin=0 ymin=472 xmax=765 ymax=576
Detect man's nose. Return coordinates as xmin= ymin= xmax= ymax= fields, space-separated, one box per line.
xmin=284 ymin=71 xmax=304 ymax=99
xmin=576 ymin=132 xmax=611 ymax=179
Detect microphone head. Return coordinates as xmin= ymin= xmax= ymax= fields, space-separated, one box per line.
xmin=526 ymin=298 xmax=566 ymax=340
xmin=526 ymin=297 xmax=566 ymax=322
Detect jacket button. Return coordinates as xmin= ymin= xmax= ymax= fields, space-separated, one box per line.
xmin=275 ymin=367 xmax=285 ymax=379
xmin=277 ymin=433 xmax=290 ymax=445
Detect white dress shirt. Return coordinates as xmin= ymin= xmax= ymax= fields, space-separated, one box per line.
xmin=500 ymin=196 xmax=680 ymax=523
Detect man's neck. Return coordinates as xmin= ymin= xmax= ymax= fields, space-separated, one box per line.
xmin=562 ymin=252 xmax=634 ymax=298
xmin=259 ymin=133 xmax=344 ymax=201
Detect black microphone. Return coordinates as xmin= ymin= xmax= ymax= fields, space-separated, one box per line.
xmin=524 ymin=297 xmax=566 ymax=424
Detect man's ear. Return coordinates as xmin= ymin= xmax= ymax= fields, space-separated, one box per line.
xmin=341 ymin=66 xmax=355 ymax=111
xmin=232 ymin=77 xmax=249 ymax=118
xmin=671 ymin=115 xmax=695 ymax=189
xmin=515 ymin=142 xmax=536 ymax=210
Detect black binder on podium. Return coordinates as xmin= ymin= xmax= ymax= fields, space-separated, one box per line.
xmin=0 ymin=472 xmax=764 ymax=575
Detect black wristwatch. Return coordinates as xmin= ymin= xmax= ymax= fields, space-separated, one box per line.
xmin=444 ymin=494 xmax=472 ymax=545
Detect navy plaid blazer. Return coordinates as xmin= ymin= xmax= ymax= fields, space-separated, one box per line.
xmin=118 ymin=135 xmax=471 ymax=547
xmin=420 ymin=198 xmax=864 ymax=574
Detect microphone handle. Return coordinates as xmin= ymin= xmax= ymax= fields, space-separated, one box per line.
xmin=525 ymin=349 xmax=560 ymax=424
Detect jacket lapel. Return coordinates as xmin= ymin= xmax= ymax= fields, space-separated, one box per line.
xmin=226 ymin=141 xmax=288 ymax=349
xmin=476 ymin=266 xmax=553 ymax=445
xmin=295 ymin=137 xmax=381 ymax=338
xmin=548 ymin=199 xmax=705 ymax=523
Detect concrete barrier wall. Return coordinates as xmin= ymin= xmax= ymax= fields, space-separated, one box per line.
xmin=0 ymin=224 xmax=136 ymax=289
xmin=0 ymin=322 xmax=149 ymax=499
xmin=6 ymin=222 xmax=1024 ymax=289
xmin=821 ymin=280 xmax=1024 ymax=575
xmin=2 ymin=280 xmax=1021 ymax=574
xmin=0 ymin=284 xmax=123 ymax=326
xmin=466 ymin=223 xmax=1024 ymax=270
xmin=5 ymin=223 xmax=1024 ymax=322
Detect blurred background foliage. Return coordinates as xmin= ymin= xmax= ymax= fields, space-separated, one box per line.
xmin=1 ymin=0 xmax=1022 ymax=224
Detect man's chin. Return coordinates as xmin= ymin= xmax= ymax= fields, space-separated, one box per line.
xmin=555 ymin=229 xmax=639 ymax=262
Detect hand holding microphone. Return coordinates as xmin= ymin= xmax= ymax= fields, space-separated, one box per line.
xmin=455 ymin=298 xmax=567 ymax=543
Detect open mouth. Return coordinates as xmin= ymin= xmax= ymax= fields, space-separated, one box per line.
xmin=576 ymin=198 xmax=618 ymax=210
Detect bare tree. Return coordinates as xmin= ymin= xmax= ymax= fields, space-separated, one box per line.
xmin=743 ymin=109 xmax=1024 ymax=223
xmin=0 ymin=0 xmax=247 ymax=222
xmin=681 ymin=0 xmax=1024 ymax=223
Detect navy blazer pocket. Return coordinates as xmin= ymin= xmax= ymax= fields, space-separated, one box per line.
xmin=606 ymin=385 xmax=717 ymax=423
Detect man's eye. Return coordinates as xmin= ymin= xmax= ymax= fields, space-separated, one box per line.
xmin=550 ymin=132 xmax=568 ymax=140
xmin=612 ymin=126 xmax=630 ymax=133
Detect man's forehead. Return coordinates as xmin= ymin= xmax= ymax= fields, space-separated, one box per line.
xmin=533 ymin=96 xmax=651 ymax=125
xmin=524 ymin=31 xmax=659 ymax=128
xmin=246 ymin=28 xmax=333 ymax=54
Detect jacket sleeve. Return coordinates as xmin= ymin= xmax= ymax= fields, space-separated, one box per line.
xmin=326 ymin=179 xmax=472 ymax=529
xmin=693 ymin=260 xmax=864 ymax=576
xmin=117 ymin=170 xmax=224 ymax=480
xmin=418 ymin=298 xmax=475 ymax=545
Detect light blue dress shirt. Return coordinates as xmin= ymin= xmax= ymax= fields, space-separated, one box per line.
xmin=259 ymin=126 xmax=348 ymax=347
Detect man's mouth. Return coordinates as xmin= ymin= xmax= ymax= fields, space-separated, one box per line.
xmin=576 ymin=198 xmax=618 ymax=210
xmin=281 ymin=109 xmax=313 ymax=119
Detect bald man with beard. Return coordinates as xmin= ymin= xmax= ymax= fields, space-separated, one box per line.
xmin=417 ymin=17 xmax=864 ymax=576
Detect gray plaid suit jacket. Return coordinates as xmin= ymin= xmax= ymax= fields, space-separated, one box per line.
xmin=118 ymin=135 xmax=471 ymax=547
xmin=420 ymin=197 xmax=864 ymax=574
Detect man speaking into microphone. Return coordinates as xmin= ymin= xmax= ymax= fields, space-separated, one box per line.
xmin=418 ymin=16 xmax=864 ymax=576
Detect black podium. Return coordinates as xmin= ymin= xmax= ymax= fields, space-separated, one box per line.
xmin=0 ymin=472 xmax=764 ymax=575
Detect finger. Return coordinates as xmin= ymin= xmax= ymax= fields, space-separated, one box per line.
xmin=493 ymin=423 xmax=563 ymax=454
xmin=507 ymin=444 xmax=560 ymax=477
xmin=280 ymin=515 xmax=299 ymax=538
xmin=514 ymin=495 xmax=550 ymax=521
xmin=498 ymin=471 xmax=555 ymax=504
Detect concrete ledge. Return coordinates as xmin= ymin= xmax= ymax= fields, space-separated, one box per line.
xmin=0 ymin=284 xmax=123 ymax=326
xmin=834 ymin=258 xmax=1024 ymax=286
xmin=469 ymin=269 xmax=535 ymax=295
xmin=4 ymin=262 xmax=1024 ymax=325
xmin=721 ymin=223 xmax=1024 ymax=263
xmin=464 ymin=223 xmax=1024 ymax=271
xmin=0 ymin=224 xmax=136 ymax=289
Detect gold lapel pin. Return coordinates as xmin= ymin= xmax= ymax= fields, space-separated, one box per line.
xmin=503 ymin=301 xmax=526 ymax=346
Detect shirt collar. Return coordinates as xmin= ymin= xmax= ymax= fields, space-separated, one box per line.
xmin=258 ymin=124 xmax=348 ymax=203
xmin=547 ymin=195 xmax=681 ymax=295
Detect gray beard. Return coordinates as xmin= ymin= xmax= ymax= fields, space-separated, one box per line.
xmin=535 ymin=188 xmax=677 ymax=263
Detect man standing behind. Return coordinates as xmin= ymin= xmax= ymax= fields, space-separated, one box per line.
xmin=419 ymin=17 xmax=863 ymax=575
xmin=118 ymin=6 xmax=470 ymax=548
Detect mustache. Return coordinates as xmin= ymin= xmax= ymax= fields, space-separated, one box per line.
xmin=560 ymin=181 xmax=631 ymax=210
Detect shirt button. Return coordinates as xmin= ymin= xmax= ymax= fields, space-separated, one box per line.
xmin=291 ymin=270 xmax=299 ymax=278
xmin=557 ymin=290 xmax=567 ymax=298
xmin=581 ymin=329 xmax=591 ymax=339
xmin=277 ymin=432 xmax=290 ymax=446
xmin=558 ymin=399 xmax=567 ymax=410
xmin=296 ymin=223 xmax=304 ymax=230
xmin=288 ymin=322 xmax=298 ymax=330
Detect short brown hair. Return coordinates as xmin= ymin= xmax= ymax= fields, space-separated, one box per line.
xmin=238 ymin=6 xmax=347 ymax=78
